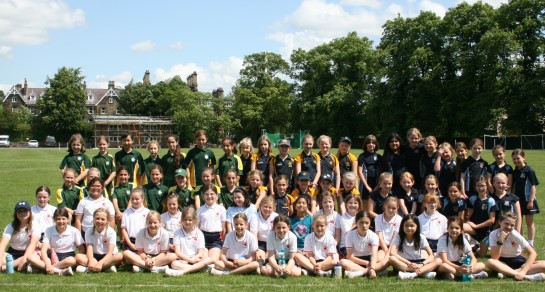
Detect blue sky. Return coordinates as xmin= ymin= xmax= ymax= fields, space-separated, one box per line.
xmin=0 ymin=0 xmax=507 ymax=95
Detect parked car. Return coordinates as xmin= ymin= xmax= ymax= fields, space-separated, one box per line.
xmin=45 ymin=136 xmax=56 ymax=147
xmin=28 ymin=140 xmax=39 ymax=148
xmin=0 ymin=135 xmax=9 ymax=147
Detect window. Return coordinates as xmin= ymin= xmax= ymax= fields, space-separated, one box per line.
xmin=149 ymin=125 xmax=158 ymax=130
xmin=109 ymin=97 xmax=114 ymax=104
xmin=12 ymin=96 xmax=16 ymax=102
xmin=115 ymin=109 xmax=120 ymax=115
xmin=88 ymin=107 xmax=93 ymax=114
xmin=101 ymin=107 xmax=106 ymax=114
xmin=29 ymin=93 xmax=35 ymax=100
xmin=88 ymin=93 xmax=94 ymax=100
xmin=108 ymin=136 xmax=119 ymax=142
xmin=109 ymin=125 xmax=121 ymax=131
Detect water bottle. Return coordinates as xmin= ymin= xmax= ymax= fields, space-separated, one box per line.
xmin=5 ymin=253 xmax=14 ymax=274
xmin=277 ymin=248 xmax=286 ymax=269
xmin=462 ymin=253 xmax=472 ymax=282
xmin=334 ymin=262 xmax=342 ymax=279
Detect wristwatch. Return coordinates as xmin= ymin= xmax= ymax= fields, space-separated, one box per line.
xmin=496 ymin=240 xmax=504 ymax=246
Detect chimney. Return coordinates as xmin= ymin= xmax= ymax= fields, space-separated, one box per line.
xmin=212 ymin=87 xmax=224 ymax=98
xmin=82 ymin=81 xmax=87 ymax=91
xmin=108 ymin=81 xmax=115 ymax=89
xmin=187 ymin=71 xmax=198 ymax=92
xmin=24 ymin=79 xmax=28 ymax=95
xmin=143 ymin=70 xmax=151 ymax=85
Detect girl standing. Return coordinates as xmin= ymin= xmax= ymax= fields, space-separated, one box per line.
xmin=216 ymin=137 xmax=243 ymax=187
xmin=165 ymin=207 xmax=213 ymax=276
xmin=251 ymin=135 xmax=273 ymax=189
xmin=273 ymin=175 xmax=295 ymax=217
xmin=238 ymin=137 xmax=254 ymax=187
xmin=389 ymin=214 xmax=440 ymax=279
xmin=437 ymin=217 xmax=487 ymax=280
xmin=368 ymin=172 xmax=395 ymax=226
xmin=486 ymin=212 xmax=545 ymax=281
xmin=31 ymin=186 xmax=57 ymax=240
xmin=454 ymin=142 xmax=468 ymax=183
xmin=403 ymin=128 xmax=424 ymax=190
xmin=511 ymin=149 xmax=539 ymax=246
xmin=375 ymin=196 xmax=402 ymax=255
xmin=295 ymin=134 xmax=321 ymax=187
xmin=0 ymin=201 xmax=39 ymax=272
xmin=115 ymin=133 xmax=145 ymax=186
xmin=420 ymin=136 xmax=439 ymax=179
xmin=27 ymin=208 xmax=85 ymax=275
xmin=75 ymin=208 xmax=122 ymax=273
xmin=317 ymin=135 xmax=341 ymax=191
xmin=316 ymin=193 xmax=341 ymax=237
xmin=192 ymin=167 xmax=219 ymax=209
xmin=434 ymin=142 xmax=457 ymax=197
xmin=122 ymin=211 xmax=175 ymax=273
xmin=60 ymin=133 xmax=91 ymax=186
xmin=261 ymin=215 xmax=302 ymax=277
xmin=439 ymin=182 xmax=467 ymax=219
xmin=56 ymin=168 xmax=84 ymax=221
xmin=162 ymin=135 xmax=186 ymax=188
xmin=491 ymin=173 xmax=521 ymax=232
xmin=486 ymin=145 xmax=513 ymax=193
xmin=460 ymin=138 xmax=488 ymax=198
xmin=381 ymin=133 xmax=406 ymax=190
xmin=143 ymin=140 xmax=161 ymax=185
xmin=357 ymin=135 xmax=382 ymax=199
xmin=465 ymin=177 xmax=497 ymax=257
xmin=226 ymin=187 xmax=257 ymax=232
xmin=183 ymin=130 xmax=216 ymax=188
xmin=111 ymin=166 xmax=133 ymax=234
xmin=337 ymin=137 xmax=358 ymax=186
xmin=161 ymin=193 xmax=182 ymax=250
xmin=218 ymin=170 xmax=239 ymax=208
xmin=395 ymin=172 xmax=418 ymax=216
xmin=210 ymin=213 xmax=259 ymax=275
xmin=75 ymin=178 xmax=115 ymax=238
xmin=91 ymin=136 xmax=116 ymax=188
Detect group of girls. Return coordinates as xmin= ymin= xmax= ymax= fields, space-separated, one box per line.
xmin=0 ymin=128 xmax=543 ymax=282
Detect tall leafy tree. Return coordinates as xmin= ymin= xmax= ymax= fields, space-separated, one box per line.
xmin=35 ymin=67 xmax=90 ymax=142
xmin=231 ymin=52 xmax=293 ymax=140
xmin=290 ymin=32 xmax=379 ymax=139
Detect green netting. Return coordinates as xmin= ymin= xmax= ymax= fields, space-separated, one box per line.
xmin=266 ymin=130 xmax=306 ymax=148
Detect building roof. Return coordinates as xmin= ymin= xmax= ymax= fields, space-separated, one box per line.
xmin=92 ymin=115 xmax=172 ymax=125
xmin=3 ymin=84 xmax=120 ymax=107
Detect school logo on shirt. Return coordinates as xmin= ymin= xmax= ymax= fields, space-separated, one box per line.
xmin=194 ymin=236 xmax=198 ymax=242
xmin=205 ymin=155 xmax=209 ymax=160
xmin=126 ymin=190 xmax=130 ymax=195
xmin=131 ymin=158 xmax=135 ymax=162
xmin=330 ymin=220 xmax=335 ymax=225
xmin=103 ymin=239 xmax=108 ymax=245
xmin=453 ymin=206 xmax=459 ymax=212
xmin=511 ymin=241 xmax=516 ymax=247
xmin=242 ymin=241 xmax=247 ymax=248
xmin=106 ymin=161 xmax=110 ymax=165
xmin=481 ymin=204 xmax=487 ymax=211
xmin=504 ymin=201 xmax=510 ymax=206
xmin=520 ymin=173 xmax=525 ymax=179
xmin=437 ymin=220 xmax=441 ymax=225
xmin=157 ymin=241 xmax=161 ymax=246
xmin=368 ymin=242 xmax=372 ymax=247
xmin=78 ymin=157 xmax=82 ymax=161
xmin=102 ymin=202 xmax=106 ymax=207
xmin=158 ymin=190 xmax=163 ymax=195
xmin=323 ymin=246 xmax=328 ymax=251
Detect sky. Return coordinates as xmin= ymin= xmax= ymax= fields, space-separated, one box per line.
xmin=0 ymin=0 xmax=508 ymax=95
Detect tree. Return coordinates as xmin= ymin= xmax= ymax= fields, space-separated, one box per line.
xmin=231 ymin=52 xmax=293 ymax=140
xmin=35 ymin=67 xmax=91 ymax=142
xmin=290 ymin=32 xmax=379 ymax=138
xmin=118 ymin=81 xmax=154 ymax=115
xmin=13 ymin=108 xmax=33 ymax=141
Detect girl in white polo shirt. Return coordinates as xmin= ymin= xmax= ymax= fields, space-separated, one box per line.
xmin=31 ymin=186 xmax=56 ymax=243
xmin=486 ymin=212 xmax=545 ymax=281
xmin=75 ymin=208 xmax=123 ymax=273
xmin=341 ymin=210 xmax=381 ymax=278
xmin=389 ymin=214 xmax=440 ymax=279
xmin=375 ymin=196 xmax=402 ymax=255
xmin=165 ymin=207 xmax=213 ymax=276
xmin=437 ymin=216 xmax=487 ymax=280
xmin=250 ymin=196 xmax=278 ymax=262
xmin=123 ymin=211 xmax=175 ymax=273
xmin=417 ymin=194 xmax=447 ymax=253
xmin=75 ymin=178 xmax=115 ymax=239
xmin=0 ymin=201 xmax=40 ymax=272
xmin=198 ymin=184 xmax=227 ymax=262
xmin=261 ymin=215 xmax=302 ymax=277
xmin=121 ymin=187 xmax=150 ymax=252
xmin=295 ymin=214 xmax=338 ymax=276
xmin=316 ymin=192 xmax=340 ymax=237
xmin=161 ymin=192 xmax=182 ymax=251
xmin=210 ymin=213 xmax=259 ymax=275
xmin=27 ymin=208 xmax=84 ymax=276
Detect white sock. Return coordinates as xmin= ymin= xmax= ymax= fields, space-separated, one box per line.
xmin=54 ymin=267 xmax=62 ymax=273
xmin=528 ymin=240 xmax=534 ymax=246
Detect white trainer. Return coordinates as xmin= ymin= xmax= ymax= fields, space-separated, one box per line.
xmin=165 ymin=268 xmax=185 ymax=276
xmin=318 ymin=270 xmax=332 ymax=277
xmin=210 ymin=267 xmax=226 ymax=275
xmin=132 ymin=265 xmax=143 ymax=273
xmin=105 ymin=266 xmax=117 ymax=273
xmin=469 ymin=271 xmax=488 ymax=279
xmin=525 ymin=273 xmax=545 ymax=282
xmin=75 ymin=265 xmax=89 ymax=273
xmin=398 ymin=271 xmax=417 ymax=279
xmin=421 ymin=271 xmax=436 ymax=279
xmin=150 ymin=265 xmax=168 ymax=273
xmin=62 ymin=267 xmax=74 ymax=276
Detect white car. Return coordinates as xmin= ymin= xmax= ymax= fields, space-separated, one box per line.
xmin=28 ymin=140 xmax=39 ymax=148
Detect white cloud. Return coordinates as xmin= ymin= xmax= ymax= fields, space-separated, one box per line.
xmin=340 ymin=0 xmax=381 ymax=9
xmin=268 ymin=0 xmax=384 ymax=58
xmin=154 ymin=56 xmax=243 ymax=94
xmin=457 ymin=0 xmax=508 ymax=8
xmin=0 ymin=0 xmax=85 ymax=46
xmin=87 ymin=71 xmax=133 ymax=89
xmin=130 ymin=40 xmax=155 ymax=52
xmin=0 ymin=83 xmax=13 ymax=94
xmin=419 ymin=0 xmax=447 ymax=17
xmin=169 ymin=41 xmax=184 ymax=50
xmin=0 ymin=45 xmax=14 ymax=60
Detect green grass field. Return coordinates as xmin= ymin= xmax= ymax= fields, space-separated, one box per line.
xmin=0 ymin=147 xmax=544 ymax=291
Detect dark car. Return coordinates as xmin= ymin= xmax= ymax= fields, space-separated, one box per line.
xmin=45 ymin=136 xmax=56 ymax=147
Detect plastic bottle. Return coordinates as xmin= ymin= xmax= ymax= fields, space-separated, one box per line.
xmin=277 ymin=248 xmax=286 ymax=277
xmin=334 ymin=262 xmax=342 ymax=279
xmin=462 ymin=253 xmax=472 ymax=282
xmin=5 ymin=253 xmax=14 ymax=274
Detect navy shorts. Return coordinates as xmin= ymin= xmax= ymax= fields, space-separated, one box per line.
xmin=7 ymin=247 xmax=25 ymax=260
xmin=499 ymin=255 xmax=526 ymax=270
xmin=258 ymin=241 xmax=267 ymax=251
xmin=202 ymin=231 xmax=222 ymax=249
xmin=123 ymin=237 xmax=137 ymax=252
xmin=520 ymin=198 xmax=540 ymax=215
xmin=427 ymin=239 xmax=438 ymax=253
xmin=473 ymin=229 xmax=490 ymax=242
xmin=408 ymin=259 xmax=425 ymax=264
xmin=48 ymin=251 xmax=75 ymax=261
